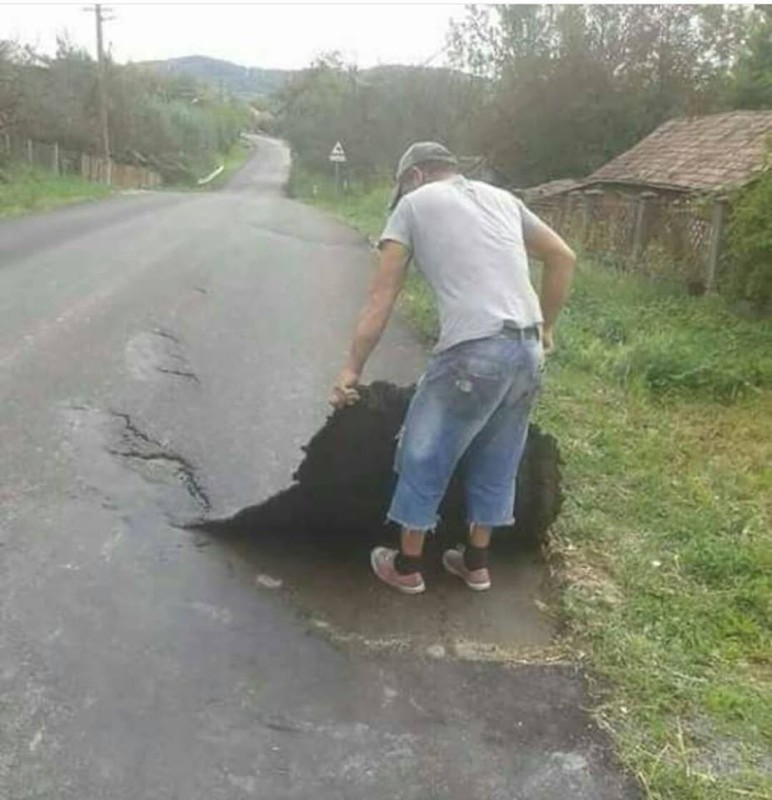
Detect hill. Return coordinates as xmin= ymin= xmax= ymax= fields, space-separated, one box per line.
xmin=139 ymin=57 xmax=475 ymax=100
xmin=141 ymin=55 xmax=292 ymax=98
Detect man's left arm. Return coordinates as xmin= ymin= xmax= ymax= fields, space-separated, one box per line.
xmin=330 ymin=241 xmax=410 ymax=408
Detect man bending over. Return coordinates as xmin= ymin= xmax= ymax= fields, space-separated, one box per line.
xmin=331 ymin=142 xmax=576 ymax=594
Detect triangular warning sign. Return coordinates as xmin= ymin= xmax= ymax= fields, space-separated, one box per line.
xmin=329 ymin=141 xmax=347 ymax=163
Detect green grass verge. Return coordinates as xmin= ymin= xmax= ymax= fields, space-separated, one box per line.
xmin=0 ymin=164 xmax=112 ymax=217
xmin=538 ymin=274 xmax=771 ymax=799
xmin=160 ymin=139 xmax=254 ymax=192
xmin=293 ymin=167 xmax=772 ymax=800
xmin=288 ymin=165 xmax=393 ymax=234
xmin=203 ymin=139 xmax=253 ymax=190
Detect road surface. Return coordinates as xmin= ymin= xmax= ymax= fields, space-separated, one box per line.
xmin=0 ymin=137 xmax=638 ymax=799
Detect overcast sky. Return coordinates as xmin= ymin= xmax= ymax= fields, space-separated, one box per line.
xmin=3 ymin=3 xmax=465 ymax=70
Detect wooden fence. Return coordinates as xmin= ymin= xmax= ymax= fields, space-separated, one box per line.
xmin=1 ymin=135 xmax=162 ymax=190
xmin=527 ymin=187 xmax=728 ymax=292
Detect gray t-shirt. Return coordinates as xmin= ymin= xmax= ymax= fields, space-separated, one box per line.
xmin=380 ymin=175 xmax=543 ymax=353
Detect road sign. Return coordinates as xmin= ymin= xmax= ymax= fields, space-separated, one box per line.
xmin=329 ymin=141 xmax=346 ymax=163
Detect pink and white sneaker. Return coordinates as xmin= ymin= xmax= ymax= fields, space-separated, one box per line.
xmin=370 ymin=547 xmax=426 ymax=595
xmin=442 ymin=547 xmax=492 ymax=591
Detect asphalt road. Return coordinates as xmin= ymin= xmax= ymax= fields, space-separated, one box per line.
xmin=0 ymin=137 xmax=639 ymax=799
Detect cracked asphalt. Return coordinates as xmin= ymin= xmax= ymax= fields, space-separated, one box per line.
xmin=0 ymin=136 xmax=640 ymax=799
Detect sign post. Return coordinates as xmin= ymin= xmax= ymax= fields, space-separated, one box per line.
xmin=328 ymin=141 xmax=346 ymax=197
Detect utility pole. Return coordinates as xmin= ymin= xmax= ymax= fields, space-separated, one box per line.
xmin=85 ymin=4 xmax=113 ymax=184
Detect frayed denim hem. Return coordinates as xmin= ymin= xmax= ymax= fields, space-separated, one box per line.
xmin=386 ymin=514 xmax=438 ymax=534
xmin=468 ymin=517 xmax=516 ymax=529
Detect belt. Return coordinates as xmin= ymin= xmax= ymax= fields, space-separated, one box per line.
xmin=500 ymin=321 xmax=540 ymax=341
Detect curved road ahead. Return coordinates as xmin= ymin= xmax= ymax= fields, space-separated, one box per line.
xmin=0 ymin=138 xmax=637 ymax=799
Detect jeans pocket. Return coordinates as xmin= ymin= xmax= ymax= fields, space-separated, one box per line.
xmin=445 ymin=362 xmax=505 ymax=418
xmin=463 ymin=354 xmax=505 ymax=380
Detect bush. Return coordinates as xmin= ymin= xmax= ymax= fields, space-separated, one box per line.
xmin=727 ymin=168 xmax=772 ymax=311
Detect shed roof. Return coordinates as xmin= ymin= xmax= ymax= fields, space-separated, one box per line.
xmin=585 ymin=111 xmax=772 ymax=193
xmin=521 ymin=178 xmax=580 ymax=201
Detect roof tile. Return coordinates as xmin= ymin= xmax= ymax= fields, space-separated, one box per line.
xmin=587 ymin=111 xmax=772 ymax=191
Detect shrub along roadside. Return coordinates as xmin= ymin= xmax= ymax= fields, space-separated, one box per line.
xmin=197 ymin=138 xmax=253 ymax=190
xmin=223 ymin=139 xmax=253 ymax=181
xmin=0 ymin=138 xmax=252 ymax=215
xmin=727 ymin=167 xmax=772 ymax=312
xmin=292 ymin=168 xmax=772 ymax=800
xmin=157 ymin=139 xmax=253 ymax=191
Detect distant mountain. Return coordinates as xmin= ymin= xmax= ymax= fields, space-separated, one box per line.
xmin=141 ymin=55 xmax=292 ymax=98
xmin=141 ymin=56 xmax=474 ymax=101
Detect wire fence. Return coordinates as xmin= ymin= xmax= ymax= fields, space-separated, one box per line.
xmin=1 ymin=135 xmax=162 ymax=190
xmin=527 ymin=187 xmax=727 ymax=292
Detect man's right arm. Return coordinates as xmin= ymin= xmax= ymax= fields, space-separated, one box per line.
xmin=520 ymin=206 xmax=576 ymax=354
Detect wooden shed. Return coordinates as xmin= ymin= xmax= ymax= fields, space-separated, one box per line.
xmin=583 ymin=110 xmax=772 ymax=196
xmin=525 ymin=111 xmax=772 ymax=290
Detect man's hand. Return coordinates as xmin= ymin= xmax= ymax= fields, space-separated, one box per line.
xmin=330 ymin=367 xmax=361 ymax=409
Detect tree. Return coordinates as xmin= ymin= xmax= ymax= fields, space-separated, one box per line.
xmin=274 ymin=53 xmax=484 ymax=178
xmin=0 ymin=39 xmax=249 ymax=182
xmin=0 ymin=41 xmax=23 ymax=138
xmin=730 ymin=13 xmax=772 ymax=109
xmin=449 ymin=4 xmax=752 ymax=185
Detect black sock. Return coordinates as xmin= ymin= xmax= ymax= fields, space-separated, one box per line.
xmin=394 ymin=553 xmax=422 ymax=575
xmin=464 ymin=544 xmax=489 ymax=571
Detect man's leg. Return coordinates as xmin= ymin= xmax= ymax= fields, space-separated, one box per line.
xmin=466 ymin=522 xmax=492 ymax=568
xmin=442 ymin=523 xmax=493 ymax=591
xmin=444 ymin=340 xmax=542 ymax=590
xmin=373 ymin=344 xmax=511 ymax=593
xmin=395 ymin=527 xmax=426 ymax=573
xmin=469 ymin=523 xmax=492 ymax=549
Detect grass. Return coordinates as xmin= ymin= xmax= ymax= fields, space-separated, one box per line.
xmin=154 ymin=138 xmax=253 ymax=192
xmin=0 ymin=163 xmax=112 ymax=217
xmin=539 ymin=275 xmax=771 ymax=799
xmin=292 ymin=167 xmax=772 ymax=800
xmin=201 ymin=138 xmax=253 ymax=190
xmin=288 ymin=166 xmax=393 ymax=234
xmin=0 ymin=137 xmax=253 ymax=213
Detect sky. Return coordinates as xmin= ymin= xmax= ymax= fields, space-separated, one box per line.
xmin=2 ymin=3 xmax=465 ymax=70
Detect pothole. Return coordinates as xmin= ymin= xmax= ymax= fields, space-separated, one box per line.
xmin=192 ymin=382 xmax=563 ymax=660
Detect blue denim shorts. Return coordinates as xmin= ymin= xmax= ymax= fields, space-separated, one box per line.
xmin=387 ymin=333 xmax=543 ymax=531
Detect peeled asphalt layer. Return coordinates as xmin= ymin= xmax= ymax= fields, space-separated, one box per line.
xmin=0 ymin=136 xmax=640 ymax=799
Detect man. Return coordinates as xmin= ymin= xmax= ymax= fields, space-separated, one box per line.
xmin=331 ymin=142 xmax=575 ymax=594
